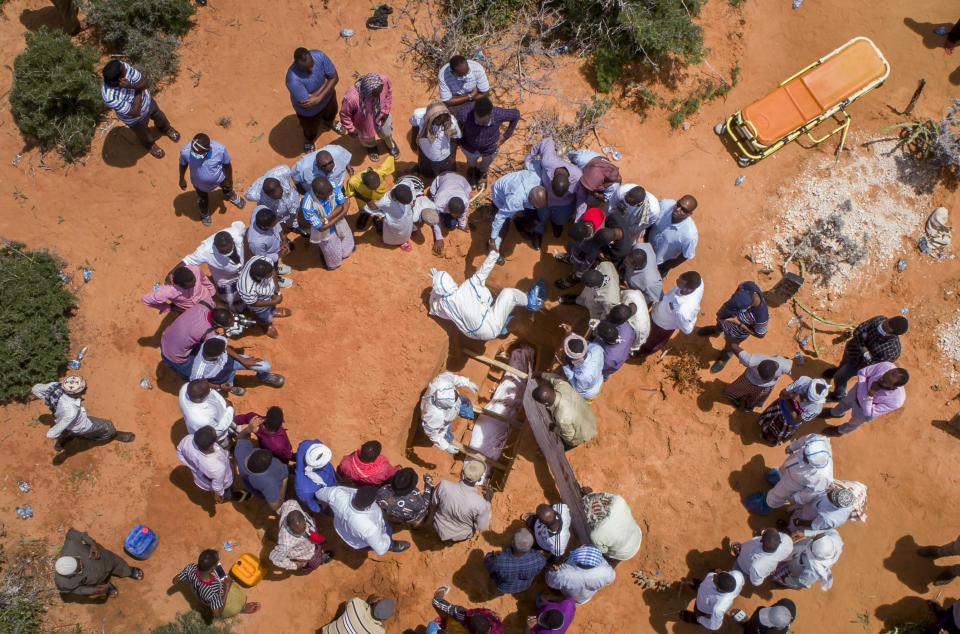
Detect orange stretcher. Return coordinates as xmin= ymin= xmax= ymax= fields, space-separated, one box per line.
xmin=717 ymin=37 xmax=890 ymax=166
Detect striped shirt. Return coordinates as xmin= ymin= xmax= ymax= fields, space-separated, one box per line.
xmin=533 ymin=503 xmax=572 ymax=556
xmin=320 ymin=597 xmax=386 ymax=634
xmin=101 ymin=62 xmax=151 ymax=125
xmin=174 ymin=564 xmax=224 ymax=610
xmin=189 ymin=335 xmax=229 ymax=381
xmin=237 ymin=256 xmax=276 ymax=306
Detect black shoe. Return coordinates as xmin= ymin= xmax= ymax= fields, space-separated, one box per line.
xmin=554 ymin=277 xmax=577 ymax=290
xmin=821 ymin=425 xmax=842 ymax=437
xmin=389 ymin=540 xmax=411 ymax=552
xmin=356 ymin=212 xmax=370 ymax=230
xmin=320 ymin=551 xmax=335 ymax=565
xmin=822 ymin=368 xmax=838 ymax=380
xmin=497 ymin=255 xmax=505 ymax=266
xmin=550 ymin=221 xmax=564 ymax=238
xmin=679 ymin=610 xmax=697 ymax=624
xmin=826 ymin=390 xmax=845 ymax=401
xmin=532 ymin=234 xmax=542 ymax=250
xmin=710 ymin=357 xmax=729 ymax=373
xmin=697 ymin=325 xmax=721 ymax=337
xmin=558 ymin=294 xmax=577 ymax=305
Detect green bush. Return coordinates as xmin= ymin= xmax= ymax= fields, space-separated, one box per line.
xmin=594 ymin=47 xmax=627 ymax=93
xmin=152 ymin=612 xmax=234 ymax=633
xmin=81 ymin=0 xmax=196 ymax=85
xmin=0 ymin=243 xmax=77 ymax=402
xmin=9 ymin=28 xmax=102 ymax=160
xmin=0 ymin=542 xmax=57 ymax=633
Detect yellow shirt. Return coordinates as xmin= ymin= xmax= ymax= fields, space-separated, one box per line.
xmin=344 ymin=156 xmax=395 ymax=201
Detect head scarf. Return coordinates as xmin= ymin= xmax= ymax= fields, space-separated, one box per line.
xmin=806 ymin=378 xmax=829 ymax=403
xmin=568 ymin=545 xmax=605 ymax=568
xmin=420 ymin=102 xmax=456 ymax=143
xmin=356 ymin=73 xmax=384 ymax=121
xmin=827 ymin=486 xmax=855 ymax=508
xmin=564 ymin=334 xmax=588 ymax=363
xmin=801 ymin=530 xmax=843 ymax=591
xmin=802 ymin=435 xmax=832 ymax=469
xmin=430 ymin=268 xmax=458 ymax=298
xmin=371 ymin=597 xmax=395 ymax=620
xmin=304 ymin=442 xmax=333 ymax=485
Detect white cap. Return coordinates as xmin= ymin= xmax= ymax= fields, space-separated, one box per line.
xmin=56 ymin=556 xmax=79 ymax=575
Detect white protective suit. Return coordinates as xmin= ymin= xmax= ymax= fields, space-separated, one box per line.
xmin=429 ymin=250 xmax=528 ymax=341
xmin=766 ymin=433 xmax=834 ymax=508
xmin=421 ymin=372 xmax=478 ymax=452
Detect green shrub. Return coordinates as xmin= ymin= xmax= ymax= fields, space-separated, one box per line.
xmin=81 ymin=0 xmax=196 ymax=85
xmin=0 ymin=242 xmax=77 ymax=402
xmin=152 ymin=612 xmax=234 ymax=633
xmin=9 ymin=28 xmax=102 ymax=160
xmin=594 ymin=47 xmax=627 ymax=93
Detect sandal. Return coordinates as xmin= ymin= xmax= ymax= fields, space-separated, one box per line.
xmin=230 ymin=385 xmax=246 ymax=396
xmin=115 ymin=432 xmax=136 ymax=443
xmin=107 ymin=583 xmax=119 ymax=598
xmin=148 ymin=144 xmax=165 ymax=159
xmin=274 ymin=307 xmax=293 ymax=318
xmin=367 ymin=149 xmax=380 ymax=162
xmin=129 ymin=567 xmax=144 ymax=580
xmin=240 ymin=602 xmax=261 ymax=614
xmin=400 ymin=242 xmax=412 ymax=252
xmin=165 ymin=127 xmax=181 ymax=142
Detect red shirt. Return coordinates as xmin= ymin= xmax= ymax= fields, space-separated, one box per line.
xmin=581 ymin=207 xmax=606 ymax=231
xmin=336 ymin=451 xmax=400 ymax=486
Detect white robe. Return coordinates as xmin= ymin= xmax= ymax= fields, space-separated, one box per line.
xmin=429 ymin=250 xmax=527 ymax=341
xmin=695 ymin=570 xmax=744 ymax=631
xmin=734 ymin=532 xmax=793 ymax=585
xmin=621 ymin=289 xmax=651 ymax=351
xmin=766 ymin=434 xmax=834 ymax=508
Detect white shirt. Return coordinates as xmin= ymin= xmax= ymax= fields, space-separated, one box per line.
xmin=533 ymin=503 xmax=572 ymax=556
xmin=421 ymin=372 xmax=474 ymax=451
xmin=369 ymin=176 xmax=426 ymax=246
xmin=648 ymin=199 xmax=698 ymax=264
xmin=315 ymin=486 xmax=392 ymax=555
xmin=438 ymin=60 xmax=489 ymax=101
xmin=175 ymin=435 xmax=233 ymax=496
xmin=181 ymin=221 xmax=247 ymax=284
xmin=429 ymin=172 xmax=471 ymax=239
xmin=609 ymin=184 xmax=662 ymax=239
xmin=735 ymin=532 xmax=793 ymax=585
xmin=32 ymin=383 xmax=93 ymax=438
xmin=545 ymin=559 xmax=616 ymax=604
xmin=178 ymin=383 xmax=234 ymax=442
xmin=621 ymin=289 xmax=651 ymax=351
xmin=696 ymin=570 xmax=744 ymax=630
xmin=418 ymin=120 xmax=462 ymax=161
xmin=649 ymin=282 xmax=704 ymax=333
xmin=429 ymin=250 xmax=508 ymax=341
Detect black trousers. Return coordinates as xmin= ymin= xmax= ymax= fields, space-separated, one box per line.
xmin=296 ymin=90 xmax=338 ymax=142
xmin=128 ymin=100 xmax=171 ymax=148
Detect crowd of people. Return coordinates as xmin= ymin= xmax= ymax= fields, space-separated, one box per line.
xmin=28 ymin=32 xmax=945 ymax=633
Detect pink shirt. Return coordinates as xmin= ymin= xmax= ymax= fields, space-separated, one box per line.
xmin=856 ymin=361 xmax=906 ymax=419
xmin=141 ymin=265 xmax=216 ymax=314
xmin=160 ymin=304 xmax=215 ymax=363
xmin=339 ymin=75 xmax=392 ymax=138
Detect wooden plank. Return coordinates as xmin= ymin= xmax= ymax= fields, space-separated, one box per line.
xmin=473 ymin=404 xmax=524 ymax=429
xmin=463 ymin=349 xmax=529 ymax=379
xmin=521 ymin=364 xmax=593 ymax=546
xmin=452 ymin=441 xmax=508 ymax=471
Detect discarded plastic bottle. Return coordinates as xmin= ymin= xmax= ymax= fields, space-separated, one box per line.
xmin=140 ymin=378 xmax=153 ymax=390
xmin=791 ymin=0 xmax=803 ymax=8
xmin=16 ymin=504 xmax=33 ymax=519
xmin=611 ymin=151 xmax=622 ymax=161
xmin=896 ymin=259 xmax=907 ymax=273
xmin=60 ymin=274 xmax=70 ymax=284
xmin=918 ymin=236 xmax=929 ymax=253
xmin=17 ymin=480 xmax=30 ymax=493
xmin=555 ymin=45 xmax=569 ymax=54
xmin=224 ymin=540 xmax=239 ymax=552
xmin=935 ymin=26 xmax=949 ymax=35
xmin=82 ymin=269 xmax=92 ymax=283
xmin=153 ymin=282 xmax=161 ymax=291
xmin=735 ymin=175 xmax=746 ymax=186
xmin=68 ymin=346 xmax=88 ymax=370
xmin=475 ymin=52 xmax=485 ymax=60
xmin=799 ymin=337 xmax=809 ymax=346
xmin=900 ymin=308 xmax=909 ymax=315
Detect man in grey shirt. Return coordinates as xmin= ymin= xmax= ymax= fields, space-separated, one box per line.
xmin=622 ymin=244 xmax=662 ymax=306
xmin=246 ymin=207 xmax=293 ymax=281
xmin=431 ymin=460 xmax=492 ymax=541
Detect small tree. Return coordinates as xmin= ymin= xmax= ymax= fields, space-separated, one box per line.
xmin=81 ymin=0 xmax=196 ymax=85
xmin=9 ymin=28 xmax=103 ymax=160
xmin=0 ymin=243 xmax=77 ymax=402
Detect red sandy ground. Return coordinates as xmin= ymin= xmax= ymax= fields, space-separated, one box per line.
xmin=1 ymin=0 xmax=959 ymax=632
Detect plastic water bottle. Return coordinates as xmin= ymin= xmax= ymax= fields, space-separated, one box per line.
xmin=82 ymin=269 xmax=92 ymax=283
xmin=900 ymin=308 xmax=909 ymax=315
xmin=935 ymin=26 xmax=949 ymax=35
xmin=792 ymin=0 xmax=803 ymax=8
xmin=794 ymin=351 xmax=805 ymax=365
xmin=153 ymin=282 xmax=161 ymax=291
xmin=475 ymin=52 xmax=485 ymax=60
xmin=139 ymin=378 xmax=153 ymax=390
xmin=896 ymin=259 xmax=907 ymax=273
xmin=68 ymin=346 xmax=88 ymax=370
xmin=735 ymin=175 xmax=746 ymax=186
xmin=555 ymin=45 xmax=569 ymax=54
xmin=224 ymin=540 xmax=238 ymax=552
xmin=16 ymin=504 xmax=33 ymax=519
xmin=16 ymin=480 xmax=30 ymax=493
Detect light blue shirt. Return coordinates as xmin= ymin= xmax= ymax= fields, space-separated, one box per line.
xmin=490 ymin=170 xmax=541 ymax=242
xmin=291 ymin=144 xmax=353 ymax=190
xmin=647 ymin=199 xmax=698 ymax=264
xmin=244 ymin=165 xmax=300 ymax=225
xmin=804 ymin=494 xmax=853 ymax=532
xmin=562 ymin=343 xmax=604 ymax=399
xmin=178 ymin=140 xmax=230 ymax=192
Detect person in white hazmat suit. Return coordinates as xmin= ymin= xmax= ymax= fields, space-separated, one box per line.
xmin=744 ymin=433 xmax=834 ymax=515
xmin=428 ymin=249 xmax=545 ymax=341
xmin=420 ymin=372 xmax=479 ymax=454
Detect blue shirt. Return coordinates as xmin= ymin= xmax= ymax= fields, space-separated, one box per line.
xmin=562 ymin=343 xmax=604 ymax=399
xmin=285 ymin=50 xmax=337 ymax=117
xmin=483 ymin=547 xmax=547 ymax=594
xmin=647 ymin=199 xmax=698 ymax=264
xmin=301 ymin=186 xmax=346 ymax=234
xmin=234 ymin=439 xmax=288 ymax=503
xmin=490 ymin=169 xmax=542 ymax=241
xmin=294 ymin=440 xmax=337 ymax=513
xmin=179 ymin=140 xmax=230 ymax=192
xmin=291 ymin=145 xmax=353 ymax=190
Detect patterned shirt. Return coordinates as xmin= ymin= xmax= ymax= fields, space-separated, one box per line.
xmin=270 ymin=500 xmax=322 ymax=570
xmin=483 ymin=547 xmax=547 ymax=594
xmin=432 ymin=597 xmax=504 ymax=634
xmin=376 ymin=480 xmax=435 ymax=524
xmin=846 ymin=316 xmax=901 ymax=368
xmin=718 ymin=281 xmax=769 ymax=339
xmin=302 ymin=186 xmax=347 ymax=236
xmin=101 ymin=62 xmax=151 ymax=125
xmin=174 ymin=563 xmax=224 ymax=610
xmin=244 ymin=165 xmax=301 ymax=225
xmin=237 ymin=256 xmax=276 ymax=306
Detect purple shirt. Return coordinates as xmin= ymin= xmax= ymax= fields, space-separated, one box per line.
xmin=524 ymin=138 xmax=582 ymax=207
xmin=179 ymin=140 xmax=231 ymax=192
xmin=532 ymin=596 xmax=576 ymax=633
xmin=595 ymin=321 xmax=636 ymax=379
xmin=855 ymin=361 xmax=906 ymax=418
xmin=457 ymin=103 xmax=520 ymax=156
xmin=160 ymin=304 xmax=215 ymax=363
xmin=285 ymin=50 xmax=337 ymax=117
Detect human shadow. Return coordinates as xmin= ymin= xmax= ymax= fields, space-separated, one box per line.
xmin=166 ymin=582 xmax=211 ymax=621
xmin=137 ymin=310 xmax=178 ymax=349
xmin=101 ymin=126 xmax=148 ymax=168
xmin=640 ymin=581 xmax=692 ymax=634
xmin=269 ymin=115 xmax=305 ymax=159
xmin=727 ymin=407 xmax=765 ymax=446
xmin=58 ymin=593 xmax=109 ymax=605
xmin=696 ymin=378 xmax=726 ymax=413
xmin=170 ymin=418 xmax=188 ymax=447
xmin=154 ymin=361 xmax=184 ymax=397
xmin=875 ymin=595 xmax=933 ymax=632
xmin=903 ymin=18 xmax=954 ymax=51
xmin=451 ymin=547 xmax=489 ymax=603
xmin=728 ymin=454 xmax=783 ymax=532
xmin=883 ymin=535 xmax=940 ymax=593
xmin=173 ymin=191 xmax=225 ymax=222
xmin=19 ymin=6 xmax=70 ymax=33
xmin=684 ymin=537 xmax=734 ymax=579
xmin=932 ymin=418 xmax=960 ymax=441
xmin=407 ymin=521 xmax=448 ymax=553
xmin=51 ymin=434 xmax=116 ymax=466
xmin=170 ymin=465 xmax=217 ymax=518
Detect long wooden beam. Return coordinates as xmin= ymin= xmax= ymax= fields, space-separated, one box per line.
xmin=463 ymin=350 xmax=529 ymax=379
